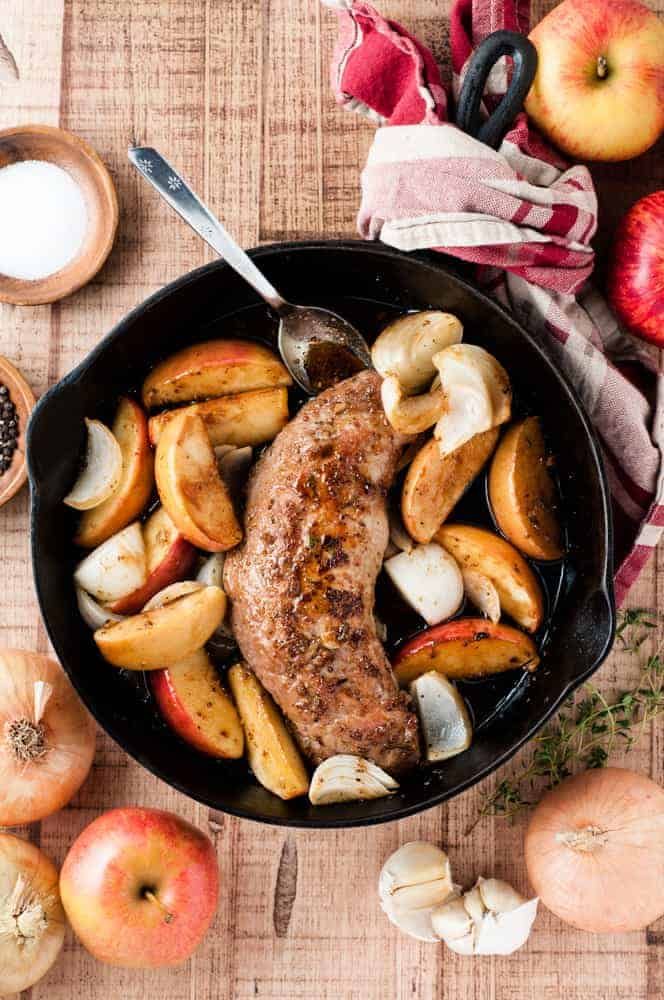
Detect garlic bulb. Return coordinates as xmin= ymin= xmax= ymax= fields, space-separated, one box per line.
xmin=0 ymin=833 xmax=65 ymax=993
xmin=309 ymin=755 xmax=398 ymax=805
xmin=432 ymin=876 xmax=538 ymax=955
xmin=379 ymin=842 xmax=456 ymax=942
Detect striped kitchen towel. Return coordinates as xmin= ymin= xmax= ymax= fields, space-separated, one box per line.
xmin=322 ymin=0 xmax=664 ymax=606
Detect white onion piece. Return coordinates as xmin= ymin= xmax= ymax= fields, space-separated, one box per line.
xmin=309 ymin=755 xmax=398 ymax=805
xmin=0 ymin=834 xmax=66 ymax=993
xmin=384 ymin=543 xmax=463 ymax=625
xmin=63 ymin=418 xmax=122 ymax=510
xmin=74 ymin=522 xmax=147 ymax=604
xmin=381 ymin=375 xmax=447 ymax=434
xmin=409 ymin=672 xmax=473 ymax=762
xmin=76 ymin=587 xmax=125 ymax=630
xmin=197 ymin=553 xmax=225 ymax=588
xmin=371 ymin=311 xmax=464 ymax=393
xmin=142 ymin=579 xmax=204 ymax=611
xmin=433 ymin=344 xmax=511 ymax=455
xmin=462 ymin=568 xmax=501 ymax=623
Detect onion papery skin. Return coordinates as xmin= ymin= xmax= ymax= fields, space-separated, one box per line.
xmin=0 ymin=650 xmax=96 ymax=826
xmin=0 ymin=833 xmax=66 ymax=993
xmin=525 ymin=768 xmax=664 ymax=933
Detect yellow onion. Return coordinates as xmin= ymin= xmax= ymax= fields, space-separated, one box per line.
xmin=0 ymin=833 xmax=65 ymax=992
xmin=0 ymin=650 xmax=95 ymax=826
xmin=525 ymin=767 xmax=664 ymax=933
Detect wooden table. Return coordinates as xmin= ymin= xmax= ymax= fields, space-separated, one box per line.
xmin=1 ymin=2 xmax=662 ymax=998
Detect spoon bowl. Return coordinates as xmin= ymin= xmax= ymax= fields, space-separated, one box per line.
xmin=129 ymin=146 xmax=371 ymax=393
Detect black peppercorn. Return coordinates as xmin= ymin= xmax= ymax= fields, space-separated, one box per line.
xmin=0 ymin=382 xmax=18 ymax=473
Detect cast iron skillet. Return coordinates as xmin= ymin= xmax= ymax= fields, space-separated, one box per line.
xmin=27 ymin=242 xmax=615 ymax=827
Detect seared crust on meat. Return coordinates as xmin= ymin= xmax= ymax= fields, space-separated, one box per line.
xmin=224 ymin=370 xmax=420 ymax=775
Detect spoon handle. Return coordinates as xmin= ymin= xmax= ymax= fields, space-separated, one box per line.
xmin=128 ymin=146 xmax=287 ymax=313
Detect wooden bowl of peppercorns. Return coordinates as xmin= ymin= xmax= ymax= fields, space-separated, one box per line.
xmin=0 ymin=357 xmax=35 ymax=507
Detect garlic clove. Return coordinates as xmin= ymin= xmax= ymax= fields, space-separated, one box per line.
xmin=372 ymin=311 xmax=464 ymax=393
xmin=462 ymin=568 xmax=501 ymax=623
xmin=431 ymin=893 xmax=472 ymax=941
xmin=309 ymin=755 xmax=398 ymax=806
xmin=381 ymin=374 xmax=448 ymax=435
xmin=63 ymin=418 xmax=122 ymax=510
xmin=409 ymin=672 xmax=473 ymax=762
xmin=473 ymin=897 xmax=539 ymax=955
xmin=444 ymin=931 xmax=476 ymax=955
xmin=463 ymin=884 xmax=486 ymax=925
xmin=477 ymin=876 xmax=526 ymax=914
xmin=379 ymin=842 xmax=455 ymax=942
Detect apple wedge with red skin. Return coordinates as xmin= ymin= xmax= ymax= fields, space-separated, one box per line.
xmin=151 ymin=648 xmax=244 ymax=758
xmin=109 ymin=507 xmax=196 ymax=614
xmin=393 ymin=618 xmax=540 ymax=686
xmin=75 ymin=397 xmax=154 ymax=549
xmin=142 ymin=338 xmax=292 ymax=409
xmin=59 ymin=807 xmax=218 ymax=968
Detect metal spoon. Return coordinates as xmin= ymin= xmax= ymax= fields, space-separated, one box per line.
xmin=128 ymin=146 xmax=371 ymax=394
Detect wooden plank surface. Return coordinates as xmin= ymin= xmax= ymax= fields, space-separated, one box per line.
xmin=0 ymin=1 xmax=661 ymax=998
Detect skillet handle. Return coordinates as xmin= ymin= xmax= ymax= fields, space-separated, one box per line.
xmin=456 ymin=30 xmax=538 ymax=149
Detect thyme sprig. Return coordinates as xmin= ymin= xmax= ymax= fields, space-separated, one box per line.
xmin=469 ymin=609 xmax=664 ymax=830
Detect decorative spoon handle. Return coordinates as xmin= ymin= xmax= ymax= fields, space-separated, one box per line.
xmin=128 ymin=146 xmax=287 ymax=313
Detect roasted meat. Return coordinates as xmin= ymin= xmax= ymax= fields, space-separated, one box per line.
xmin=224 ymin=370 xmax=420 ymax=775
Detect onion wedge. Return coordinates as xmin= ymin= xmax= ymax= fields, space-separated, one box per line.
xmin=74 ymin=522 xmax=147 ymax=604
xmin=309 ymin=755 xmax=398 ymax=805
xmin=142 ymin=579 xmax=205 ymax=611
xmin=197 ymin=553 xmax=225 ymax=588
xmin=63 ymin=419 xmax=122 ymax=510
xmin=384 ymin=543 xmax=464 ymax=625
xmin=76 ymin=587 xmax=125 ymax=630
xmin=409 ymin=672 xmax=473 ymax=762
xmin=462 ymin=568 xmax=501 ymax=623
xmin=433 ymin=345 xmax=511 ymax=456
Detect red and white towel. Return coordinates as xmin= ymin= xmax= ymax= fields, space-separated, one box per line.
xmin=323 ymin=0 xmax=664 ymax=606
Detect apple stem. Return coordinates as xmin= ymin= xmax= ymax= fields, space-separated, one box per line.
xmin=143 ymin=889 xmax=174 ymax=924
xmin=596 ymin=55 xmax=608 ymax=79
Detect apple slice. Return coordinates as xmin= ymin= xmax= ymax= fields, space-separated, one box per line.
xmin=393 ymin=618 xmax=539 ymax=686
xmin=74 ymin=522 xmax=147 ymax=604
xmin=74 ymin=398 xmax=155 ymax=549
xmin=63 ymin=418 xmax=123 ymax=510
xmin=94 ymin=586 xmax=226 ymax=670
xmin=108 ymin=507 xmax=196 ymax=614
xmin=151 ymin=648 xmax=244 ymax=758
xmin=402 ymin=428 xmax=499 ymax=543
xmin=148 ymin=387 xmax=289 ymax=448
xmin=155 ymin=410 xmax=242 ymax=552
xmin=488 ymin=416 xmax=563 ymax=561
xmin=228 ymin=663 xmax=309 ymax=800
xmin=434 ymin=523 xmax=544 ymax=633
xmin=142 ymin=339 xmax=292 ymax=409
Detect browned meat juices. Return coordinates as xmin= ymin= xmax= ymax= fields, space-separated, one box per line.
xmin=224 ymin=370 xmax=420 ymax=774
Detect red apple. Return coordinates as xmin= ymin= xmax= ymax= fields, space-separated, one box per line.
xmin=525 ymin=0 xmax=664 ymax=161
xmin=393 ymin=618 xmax=540 ymax=685
xmin=110 ymin=506 xmax=196 ymax=614
xmin=151 ymin=648 xmax=244 ymax=758
xmin=59 ymin=807 xmax=218 ymax=968
xmin=607 ymin=190 xmax=664 ymax=346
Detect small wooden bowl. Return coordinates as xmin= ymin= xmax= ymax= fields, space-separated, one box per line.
xmin=0 ymin=124 xmax=119 ymax=306
xmin=0 ymin=356 xmax=35 ymax=507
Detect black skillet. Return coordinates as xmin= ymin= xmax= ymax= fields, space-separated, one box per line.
xmin=26 ymin=36 xmax=614 ymax=828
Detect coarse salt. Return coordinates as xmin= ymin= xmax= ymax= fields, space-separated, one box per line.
xmin=0 ymin=159 xmax=88 ymax=281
